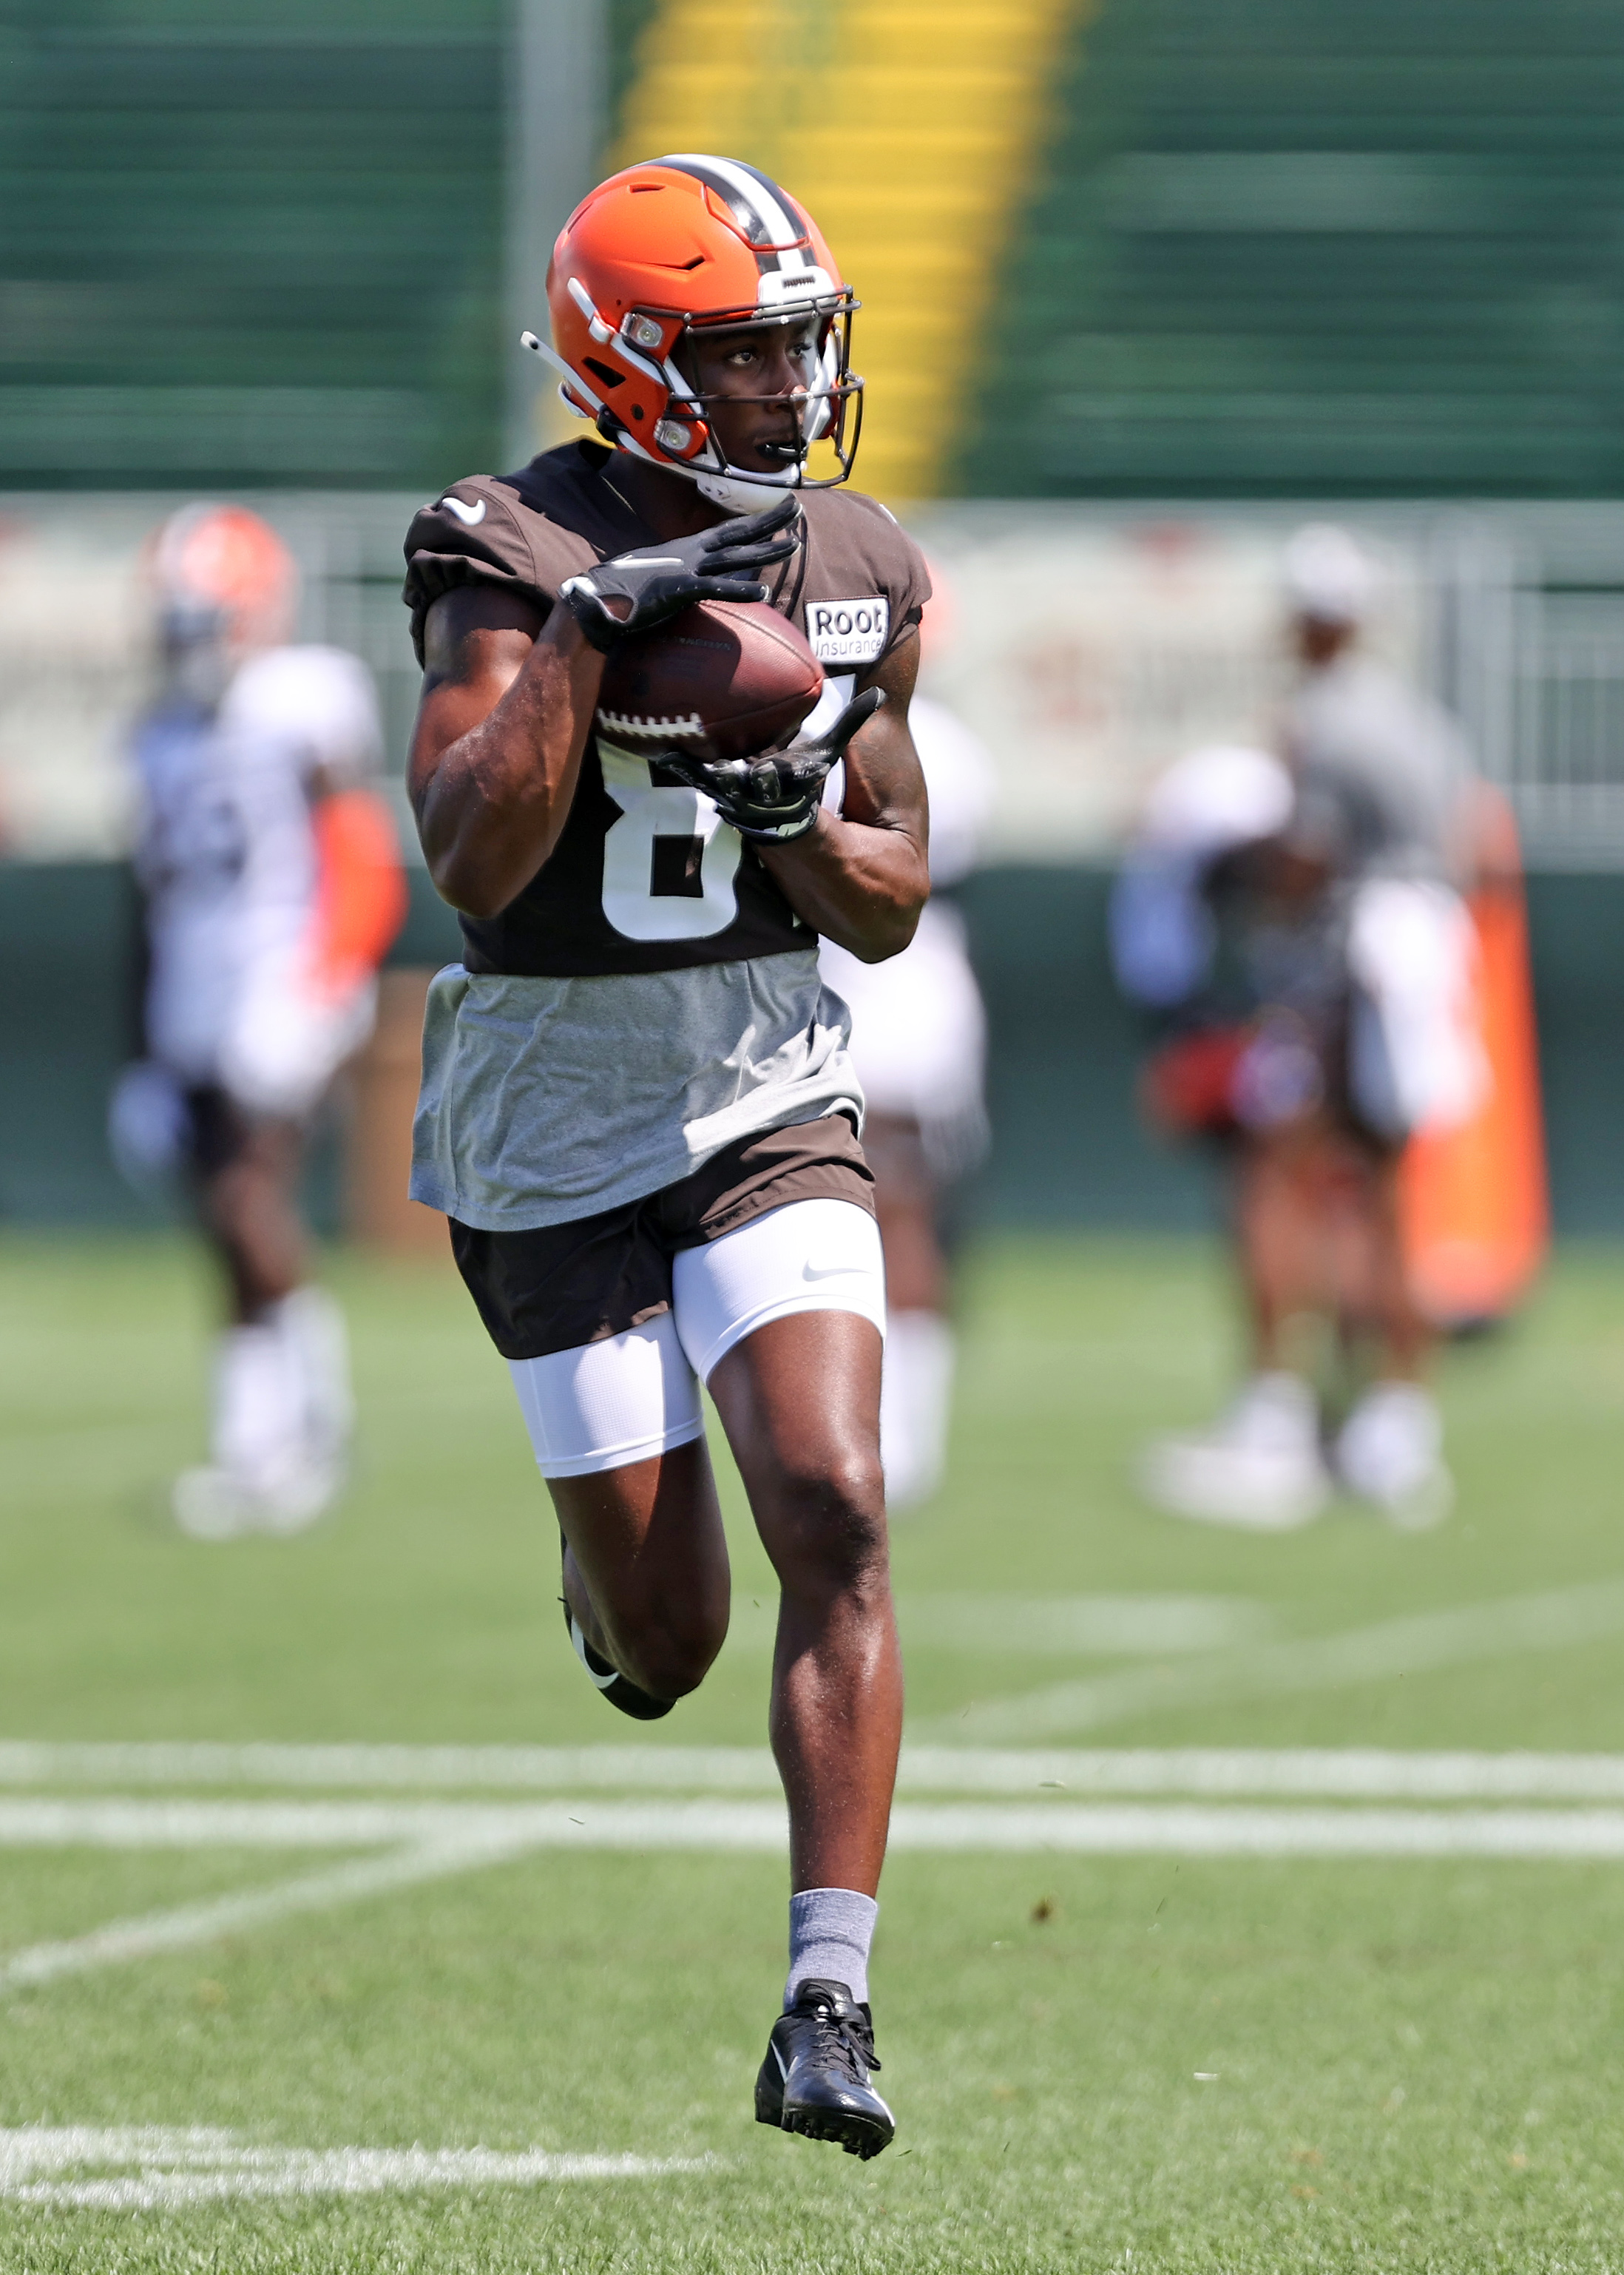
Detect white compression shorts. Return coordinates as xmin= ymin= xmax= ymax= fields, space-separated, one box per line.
xmin=506 ymin=1196 xmax=886 ymax=1480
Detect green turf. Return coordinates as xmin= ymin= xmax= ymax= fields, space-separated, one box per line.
xmin=4 ymin=1230 xmax=1624 ymax=2270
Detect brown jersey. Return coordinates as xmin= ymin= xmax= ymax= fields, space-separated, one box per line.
xmin=402 ymin=441 xmax=931 ymax=980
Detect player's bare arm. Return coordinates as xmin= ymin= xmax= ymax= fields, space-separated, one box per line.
xmin=408 ymin=587 xmax=595 ymax=917
xmin=757 ymin=624 xmax=929 ymax=962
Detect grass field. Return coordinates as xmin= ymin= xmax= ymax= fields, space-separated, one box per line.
xmin=4 ymin=1229 xmax=1624 ymax=2271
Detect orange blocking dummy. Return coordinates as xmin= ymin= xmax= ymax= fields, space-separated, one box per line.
xmin=1399 ymin=785 xmax=1549 ymax=1328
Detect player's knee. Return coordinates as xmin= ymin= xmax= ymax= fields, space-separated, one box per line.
xmin=612 ymin=1587 xmax=728 ymax=1700
xmin=768 ymin=1450 xmax=890 ymax=1603
xmin=618 ymin=1614 xmax=723 ymax=1701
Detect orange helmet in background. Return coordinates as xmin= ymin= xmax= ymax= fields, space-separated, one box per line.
xmin=149 ymin=504 xmax=299 ymax=660
xmin=524 ymin=155 xmax=862 ymax=506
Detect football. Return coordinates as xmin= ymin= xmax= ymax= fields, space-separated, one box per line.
xmin=595 ymin=599 xmax=824 ymax=765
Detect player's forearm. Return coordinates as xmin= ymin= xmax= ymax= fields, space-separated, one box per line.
xmin=762 ymin=811 xmax=928 ymax=962
xmin=413 ymin=614 xmax=604 ymax=918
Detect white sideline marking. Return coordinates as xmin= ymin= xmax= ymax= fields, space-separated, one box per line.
xmin=0 ymin=2127 xmax=700 ymax=2208
xmin=922 ymin=1577 xmax=1624 ymax=1742
xmin=13 ymin=1741 xmax=1624 ymax=1800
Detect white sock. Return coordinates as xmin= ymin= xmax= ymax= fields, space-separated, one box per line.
xmin=1336 ymin=1381 xmax=1442 ymax=1501
xmin=1225 ymin=1371 xmax=1321 ymax=1453
xmin=211 ymin=1323 xmax=303 ymax=1489
xmin=272 ymin=1287 xmax=353 ymax=1467
xmin=879 ymin=1308 xmax=955 ymax=1509
xmin=786 ymin=1887 xmax=878 ymax=2009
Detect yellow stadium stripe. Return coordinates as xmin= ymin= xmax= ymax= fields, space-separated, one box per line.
xmin=612 ymin=0 xmax=1088 ymax=500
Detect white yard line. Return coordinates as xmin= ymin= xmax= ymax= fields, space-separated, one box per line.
xmin=894 ymin=1804 xmax=1624 ymax=1857
xmin=12 ymin=1739 xmax=1624 ymax=1799
xmin=0 ymin=1798 xmax=609 ymax=1846
xmin=0 ymin=1797 xmax=791 ymax=1852
xmin=918 ymin=1577 xmax=1624 ymax=1742
xmin=7 ymin=1791 xmax=1624 ymax=1877
xmin=0 ymin=2128 xmax=702 ymax=2208
xmin=7 ymin=1785 xmax=1624 ymax=1989
xmin=0 ymin=1741 xmax=788 ymax=1793
xmin=7 ymin=1583 xmax=1623 ymax=1794
xmin=896 ymin=1593 xmax=1271 ymax=1654
xmin=900 ymin=1747 xmax=1624 ymax=1799
xmin=13 ymin=1734 xmax=1624 ymax=1805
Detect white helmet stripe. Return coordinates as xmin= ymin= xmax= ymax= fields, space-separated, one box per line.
xmin=658 ymin=152 xmax=808 ymax=268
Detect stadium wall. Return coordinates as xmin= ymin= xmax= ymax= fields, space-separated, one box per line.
xmin=4 ymin=860 xmax=1622 ymax=1240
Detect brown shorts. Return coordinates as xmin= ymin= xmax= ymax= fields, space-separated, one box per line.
xmin=450 ymin=1114 xmax=874 ymax=1362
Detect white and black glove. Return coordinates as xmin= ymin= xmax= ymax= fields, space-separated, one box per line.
xmin=663 ymin=688 xmax=885 ymax=844
xmin=560 ymin=498 xmax=801 ymax=653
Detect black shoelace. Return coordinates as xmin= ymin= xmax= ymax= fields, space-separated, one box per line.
xmin=808 ymin=2000 xmax=881 ymax=2081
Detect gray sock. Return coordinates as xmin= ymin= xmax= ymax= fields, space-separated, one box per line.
xmin=785 ymin=1887 xmax=878 ymax=2009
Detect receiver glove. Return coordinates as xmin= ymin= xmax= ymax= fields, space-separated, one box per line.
xmin=663 ymin=687 xmax=885 ymax=844
xmin=561 ymin=498 xmax=801 ymax=652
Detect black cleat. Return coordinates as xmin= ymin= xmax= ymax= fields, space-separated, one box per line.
xmin=561 ymin=1598 xmax=674 ymax=1722
xmin=754 ymin=1978 xmax=895 ymax=2160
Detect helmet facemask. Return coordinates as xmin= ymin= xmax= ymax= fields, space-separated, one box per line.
xmin=660 ymin=294 xmax=862 ymax=501
xmin=527 ymin=287 xmax=862 ymax=508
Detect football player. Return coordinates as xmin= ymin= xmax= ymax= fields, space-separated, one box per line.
xmin=115 ymin=504 xmax=405 ymax=1539
xmin=402 ymin=156 xmax=931 ymax=2157
xmin=1116 ymin=528 xmax=1483 ymax=1530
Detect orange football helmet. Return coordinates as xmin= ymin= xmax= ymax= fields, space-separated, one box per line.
xmin=149 ymin=503 xmax=299 ymax=656
xmin=524 ymin=155 xmax=862 ymax=504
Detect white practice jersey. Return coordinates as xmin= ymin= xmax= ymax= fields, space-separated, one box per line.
xmin=819 ymin=694 xmax=994 ymax=1159
xmin=132 ymin=644 xmax=383 ymax=1096
xmin=1285 ymin=655 xmax=1472 ymax=882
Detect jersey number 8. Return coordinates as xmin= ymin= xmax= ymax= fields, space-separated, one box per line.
xmin=598 ymin=743 xmax=742 ymax=942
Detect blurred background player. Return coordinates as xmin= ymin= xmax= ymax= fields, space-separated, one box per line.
xmin=1112 ymin=524 xmax=1486 ymax=1529
xmin=819 ymin=584 xmax=993 ymax=1509
xmin=111 ymin=504 xmax=406 ymax=1539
